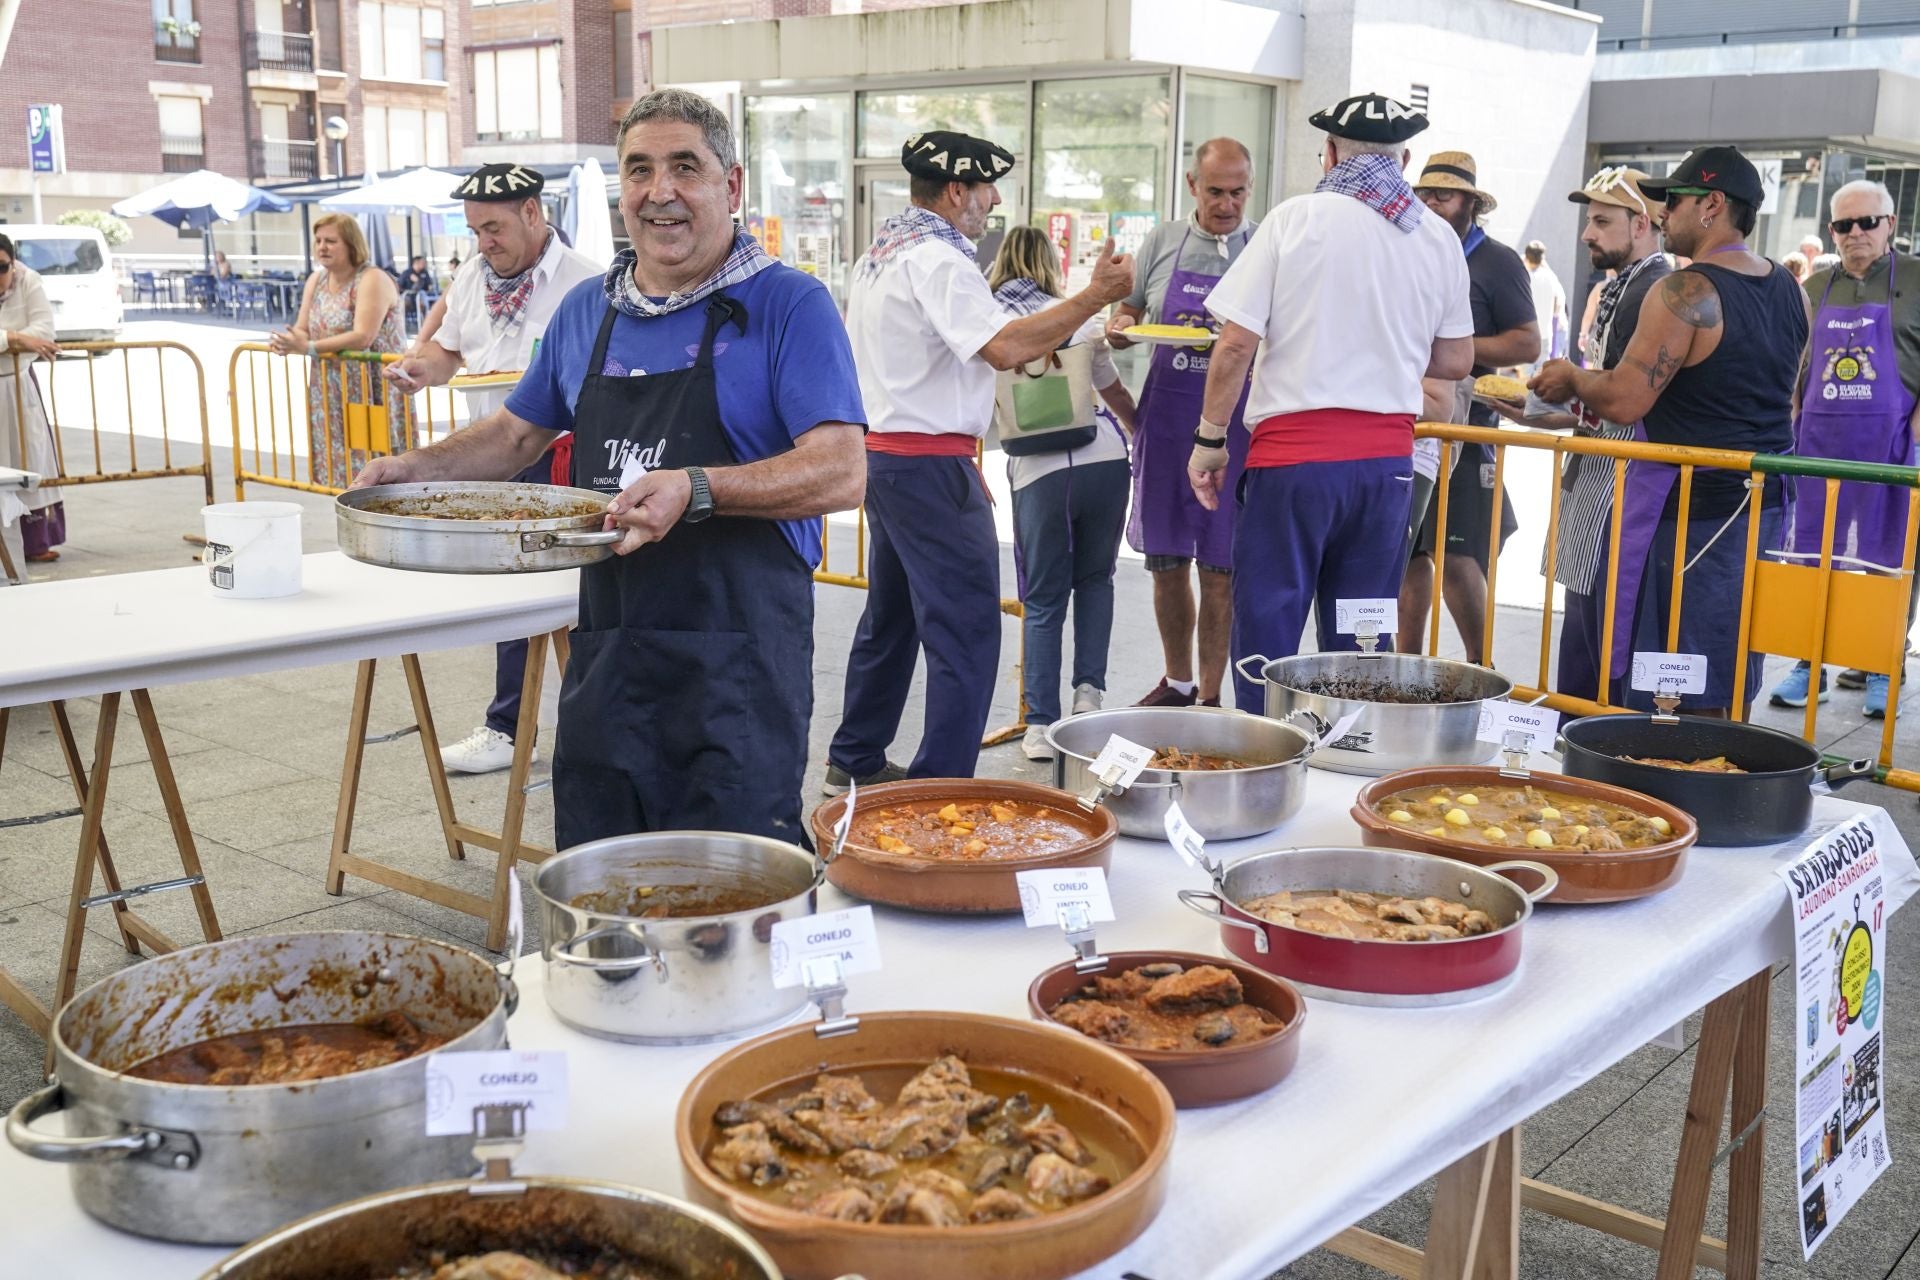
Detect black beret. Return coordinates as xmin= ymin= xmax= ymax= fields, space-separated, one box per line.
xmin=452 ymin=164 xmax=545 ymax=202
xmin=900 ymin=130 xmax=1015 ymax=185
xmin=1308 ymin=94 xmax=1429 ymax=144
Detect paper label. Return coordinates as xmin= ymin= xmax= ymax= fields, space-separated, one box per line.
xmin=1476 ymin=700 xmax=1561 ymax=751
xmin=1091 ymin=734 xmax=1154 ymax=789
xmin=1334 ymin=598 xmax=1398 ymax=635
xmin=1016 ymin=867 xmax=1115 ymax=928
xmin=1779 ymin=813 xmax=1893 ymax=1257
xmin=1630 ymin=651 xmax=1708 ymax=695
xmin=770 ymin=906 xmax=883 ymax=990
xmin=1316 ymin=708 xmax=1366 ymax=750
xmin=1163 ymin=801 xmax=1207 ymax=868
xmin=424 ymin=1049 xmax=569 ymax=1136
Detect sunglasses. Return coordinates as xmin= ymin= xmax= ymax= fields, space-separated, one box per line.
xmin=1662 ymin=186 xmax=1712 ymax=211
xmin=1584 ymin=165 xmax=1648 ymax=215
xmin=1831 ymin=215 xmax=1890 ymax=234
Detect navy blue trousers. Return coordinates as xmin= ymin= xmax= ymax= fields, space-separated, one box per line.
xmin=483 ymin=458 xmax=559 ymax=740
xmin=1556 ymin=587 xmax=1604 ymax=705
xmin=830 ymin=453 xmax=1001 ymax=778
xmin=1230 ymin=458 xmax=1414 ymax=713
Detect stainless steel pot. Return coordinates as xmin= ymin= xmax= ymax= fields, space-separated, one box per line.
xmin=533 ymin=831 xmax=822 ymax=1044
xmin=1046 ymin=706 xmax=1314 ymax=840
xmin=203 ymin=1173 xmax=788 ymax=1279
xmin=4 ymin=930 xmax=513 ymax=1245
xmin=336 ymin=480 xmax=618 ymax=573
xmin=1238 ymin=651 xmax=1513 ymax=776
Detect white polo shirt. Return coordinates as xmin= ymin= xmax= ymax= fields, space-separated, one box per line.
xmin=1205 ymin=192 xmax=1473 ymax=424
xmin=846 ymin=234 xmax=1013 ymax=438
xmin=432 ymin=231 xmax=605 ymax=416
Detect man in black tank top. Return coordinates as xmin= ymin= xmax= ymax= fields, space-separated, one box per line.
xmin=1532 ymin=146 xmax=1810 ymax=716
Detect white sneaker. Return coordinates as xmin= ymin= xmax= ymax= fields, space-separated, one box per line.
xmin=1022 ymin=724 xmax=1056 ymax=762
xmin=1071 ymin=683 xmax=1103 ymax=715
xmin=440 ymin=726 xmax=526 ymax=775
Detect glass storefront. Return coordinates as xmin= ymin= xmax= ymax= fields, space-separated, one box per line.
xmin=858 ymin=85 xmax=1027 ymax=159
xmin=1179 ymin=76 xmax=1275 ymax=222
xmin=742 ymin=94 xmax=852 ymax=300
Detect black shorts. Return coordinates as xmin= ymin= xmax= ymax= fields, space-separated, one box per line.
xmin=1412 ymin=444 xmax=1517 ymax=570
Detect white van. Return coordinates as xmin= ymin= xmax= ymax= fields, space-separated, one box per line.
xmin=4 ymin=223 xmax=124 ymax=342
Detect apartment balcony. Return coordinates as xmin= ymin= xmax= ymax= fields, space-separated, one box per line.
xmin=246 ymin=30 xmax=319 ymax=91
xmin=154 ymin=24 xmax=201 ymax=64
xmin=251 ymin=137 xmax=318 ymax=182
xmin=160 ymin=132 xmax=204 ymax=174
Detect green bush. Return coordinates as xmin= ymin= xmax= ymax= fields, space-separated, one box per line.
xmin=56 ymin=209 xmax=133 ymax=247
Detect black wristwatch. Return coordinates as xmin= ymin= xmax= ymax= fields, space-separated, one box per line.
xmin=682 ymin=466 xmax=714 ymax=523
xmin=1192 ymin=429 xmax=1227 ymax=449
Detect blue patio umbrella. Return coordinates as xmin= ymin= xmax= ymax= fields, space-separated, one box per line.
xmin=112 ymin=169 xmax=293 ymax=267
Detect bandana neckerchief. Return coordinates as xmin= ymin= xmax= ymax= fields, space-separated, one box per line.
xmin=602 ymin=228 xmax=775 ymax=320
xmin=1315 ymin=153 xmax=1423 ymax=234
xmin=857 ymin=206 xmax=976 ymax=280
xmin=992 ymin=277 xmax=1052 ymax=316
xmin=480 ymin=232 xmax=549 ymax=339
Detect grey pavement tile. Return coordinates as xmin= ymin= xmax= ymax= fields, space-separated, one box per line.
xmin=0 ymin=799 xmax=186 ymax=911
xmin=94 ymin=744 xmax=320 ymax=817
xmin=1 ymin=697 xmax=224 ymax=776
xmin=233 ymin=893 xmax=475 ymax=952
xmin=178 ymin=775 xmax=421 ymax=852
xmin=1888 ymin=1243 xmax=1920 ymax=1278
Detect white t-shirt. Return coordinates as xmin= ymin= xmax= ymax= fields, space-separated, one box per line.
xmin=847 ymin=238 xmax=1014 ymax=438
xmin=1204 ymin=192 xmax=1474 ymax=424
xmin=432 ymin=232 xmax=606 ymax=416
xmin=1003 ymin=304 xmax=1127 ymax=491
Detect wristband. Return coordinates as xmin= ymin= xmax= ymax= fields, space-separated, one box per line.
xmin=1193 ymin=430 xmax=1227 ymax=449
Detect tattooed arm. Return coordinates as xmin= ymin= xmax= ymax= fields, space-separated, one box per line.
xmin=1544 ymin=270 xmax=1720 ymax=425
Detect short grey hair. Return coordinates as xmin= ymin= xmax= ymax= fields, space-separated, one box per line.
xmin=617 ymin=88 xmax=737 ymax=171
xmin=1830 ymin=179 xmax=1895 ymax=217
xmin=1329 ymin=136 xmax=1404 ymax=161
xmin=1191 ymin=137 xmax=1253 ymax=171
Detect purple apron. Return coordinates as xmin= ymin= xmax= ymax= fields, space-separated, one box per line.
xmin=1602 ymin=429 xmax=1681 ymax=680
xmin=1787 ymin=254 xmax=1917 ymax=568
xmin=1127 ymin=227 xmax=1252 ymax=567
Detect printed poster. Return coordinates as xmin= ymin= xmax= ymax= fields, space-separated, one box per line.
xmin=1779 ymin=812 xmax=1893 ymax=1256
xmin=1111 ymin=210 xmax=1159 ymax=258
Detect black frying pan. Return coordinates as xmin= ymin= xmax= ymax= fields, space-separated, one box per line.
xmin=1558 ymin=714 xmax=1876 ymax=847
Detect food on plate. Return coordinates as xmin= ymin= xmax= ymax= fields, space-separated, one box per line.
xmin=384 ymin=1251 xmax=673 ymax=1279
xmin=704 ymin=1056 xmax=1125 ymax=1225
xmin=1046 ymin=961 xmax=1285 ymax=1051
xmin=1285 ymin=675 xmax=1459 ymax=704
xmin=1147 ymin=747 xmax=1254 ymax=771
xmin=127 ymin=1010 xmax=451 ymax=1085
xmin=361 ymin=492 xmax=605 ymax=521
xmin=1121 ymin=323 xmax=1214 ymax=344
xmin=1240 ymin=889 xmax=1496 ymax=942
xmin=1622 ymin=754 xmax=1747 ymax=774
xmin=569 ymin=881 xmax=782 ymax=918
xmin=1474 ymin=373 xmax=1528 ymax=402
xmin=852 ymin=799 xmax=1085 ymax=861
xmin=1369 ymin=782 xmax=1674 ymax=851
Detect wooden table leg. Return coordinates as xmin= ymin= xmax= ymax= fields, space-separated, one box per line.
xmin=1424 ymin=1131 xmax=1514 ymax=1279
xmin=50 ymin=700 xmax=139 ymax=954
xmin=1655 ymin=971 xmax=1764 ymax=1280
xmin=0 ymin=527 xmax=20 ymax=586
xmin=1724 ymin=970 xmax=1771 ymax=1280
xmin=324 ymin=659 xmax=378 ymax=896
xmin=485 ymin=631 xmax=548 ymax=952
xmin=131 ymin=689 xmax=221 ymax=944
xmin=54 ymin=693 xmax=119 ymax=1020
xmin=401 ymin=653 xmax=469 ymax=865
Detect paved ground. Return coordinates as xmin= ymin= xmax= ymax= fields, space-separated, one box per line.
xmin=3 ymin=318 xmax=1918 ymax=1277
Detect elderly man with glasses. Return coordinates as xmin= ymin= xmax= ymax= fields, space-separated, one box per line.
xmin=1769 ymin=179 xmax=1920 ymax=716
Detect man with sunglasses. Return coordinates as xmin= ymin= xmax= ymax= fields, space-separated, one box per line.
xmin=1770 ymin=179 xmax=1920 ymax=716
xmin=1533 ymin=145 xmax=1809 ymax=717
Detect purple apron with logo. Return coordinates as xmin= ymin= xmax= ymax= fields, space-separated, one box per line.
xmin=1788 ymin=255 xmax=1917 ymax=568
xmin=1127 ymin=228 xmax=1252 ymax=567
xmin=1601 ymin=431 xmax=1682 ymax=681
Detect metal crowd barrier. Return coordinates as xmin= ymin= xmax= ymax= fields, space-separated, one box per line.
xmin=1415 ymin=422 xmax=1920 ymax=790
xmin=8 ymin=341 xmax=215 ymax=503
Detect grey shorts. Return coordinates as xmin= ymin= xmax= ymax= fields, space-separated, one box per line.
xmin=1144 ymin=554 xmax=1230 ymax=575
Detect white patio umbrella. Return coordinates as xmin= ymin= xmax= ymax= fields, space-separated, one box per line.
xmin=316 ymin=166 xmax=462 ymax=216
xmin=568 ymin=157 xmax=616 ymax=268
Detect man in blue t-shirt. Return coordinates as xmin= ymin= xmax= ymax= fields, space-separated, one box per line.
xmin=352 ymin=88 xmax=867 ymax=849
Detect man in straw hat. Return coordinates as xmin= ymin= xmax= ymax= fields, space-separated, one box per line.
xmin=1187 ymin=93 xmax=1474 ymax=709
xmin=1398 ymin=151 xmax=1540 ymax=666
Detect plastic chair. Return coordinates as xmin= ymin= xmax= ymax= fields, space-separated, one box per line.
xmin=235 ymin=281 xmax=271 ymax=324
xmin=185 ymin=273 xmax=216 ymax=309
xmin=214 ymin=278 xmax=240 ymax=317
xmin=132 ymin=271 xmax=161 ymax=305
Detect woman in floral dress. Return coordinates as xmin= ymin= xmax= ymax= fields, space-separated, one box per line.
xmin=269 ymin=213 xmax=414 ymax=488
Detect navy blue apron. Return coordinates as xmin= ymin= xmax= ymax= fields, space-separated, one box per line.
xmin=554 ymin=295 xmax=815 ymax=850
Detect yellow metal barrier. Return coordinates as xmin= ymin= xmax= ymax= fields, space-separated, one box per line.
xmin=1414 ymin=422 xmax=1920 ymax=789
xmin=8 ymin=342 xmax=215 ymax=503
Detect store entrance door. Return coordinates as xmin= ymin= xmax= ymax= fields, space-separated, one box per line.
xmin=853 ymin=160 xmax=1027 ymax=266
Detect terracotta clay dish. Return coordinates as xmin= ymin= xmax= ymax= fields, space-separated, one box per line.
xmin=676 ymin=1010 xmax=1174 ymax=1280
xmin=1351 ymin=766 xmax=1697 ymax=904
xmin=809 ymin=780 xmax=1117 ymax=914
xmin=1027 ymin=950 xmax=1306 ymax=1108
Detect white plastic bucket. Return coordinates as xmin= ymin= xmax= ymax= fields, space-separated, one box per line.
xmin=201 ymin=501 xmax=304 ymax=599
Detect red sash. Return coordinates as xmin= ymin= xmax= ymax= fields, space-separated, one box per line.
xmin=865 ymin=431 xmax=980 ymax=457
xmin=1246 ymin=410 xmax=1414 ymax=468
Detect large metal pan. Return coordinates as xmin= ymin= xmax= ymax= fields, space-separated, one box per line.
xmin=1237 ymin=651 xmax=1512 ymax=775
xmin=336 ymin=480 xmax=619 ymax=573
xmin=1558 ymin=713 xmax=1877 ymax=847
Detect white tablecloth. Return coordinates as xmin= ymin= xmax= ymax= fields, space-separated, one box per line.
xmin=0 ymin=552 xmax=579 ymax=708
xmin=5 ymin=769 xmax=1915 ymax=1279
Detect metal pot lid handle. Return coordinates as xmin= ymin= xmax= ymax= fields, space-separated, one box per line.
xmin=546 ymin=921 xmax=669 ymax=980
xmin=6 ymin=1080 xmax=200 ymax=1170
xmin=1482 ymin=860 xmax=1561 ymax=904
xmin=520 ymin=528 xmax=622 ymax=552
xmin=1175 ymin=888 xmax=1270 ymax=954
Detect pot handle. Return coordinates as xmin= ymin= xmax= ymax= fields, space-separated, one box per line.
xmin=1817 ymin=758 xmax=1877 ymax=792
xmin=1175 ymin=888 xmax=1270 ymax=955
xmin=1233 ymin=653 xmax=1271 ymax=684
xmin=6 ymin=1081 xmax=200 ymax=1169
xmin=520 ymin=529 xmax=623 ymax=552
xmin=1483 ymin=860 xmax=1561 ymax=904
xmin=545 ymin=922 xmax=670 ymax=980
